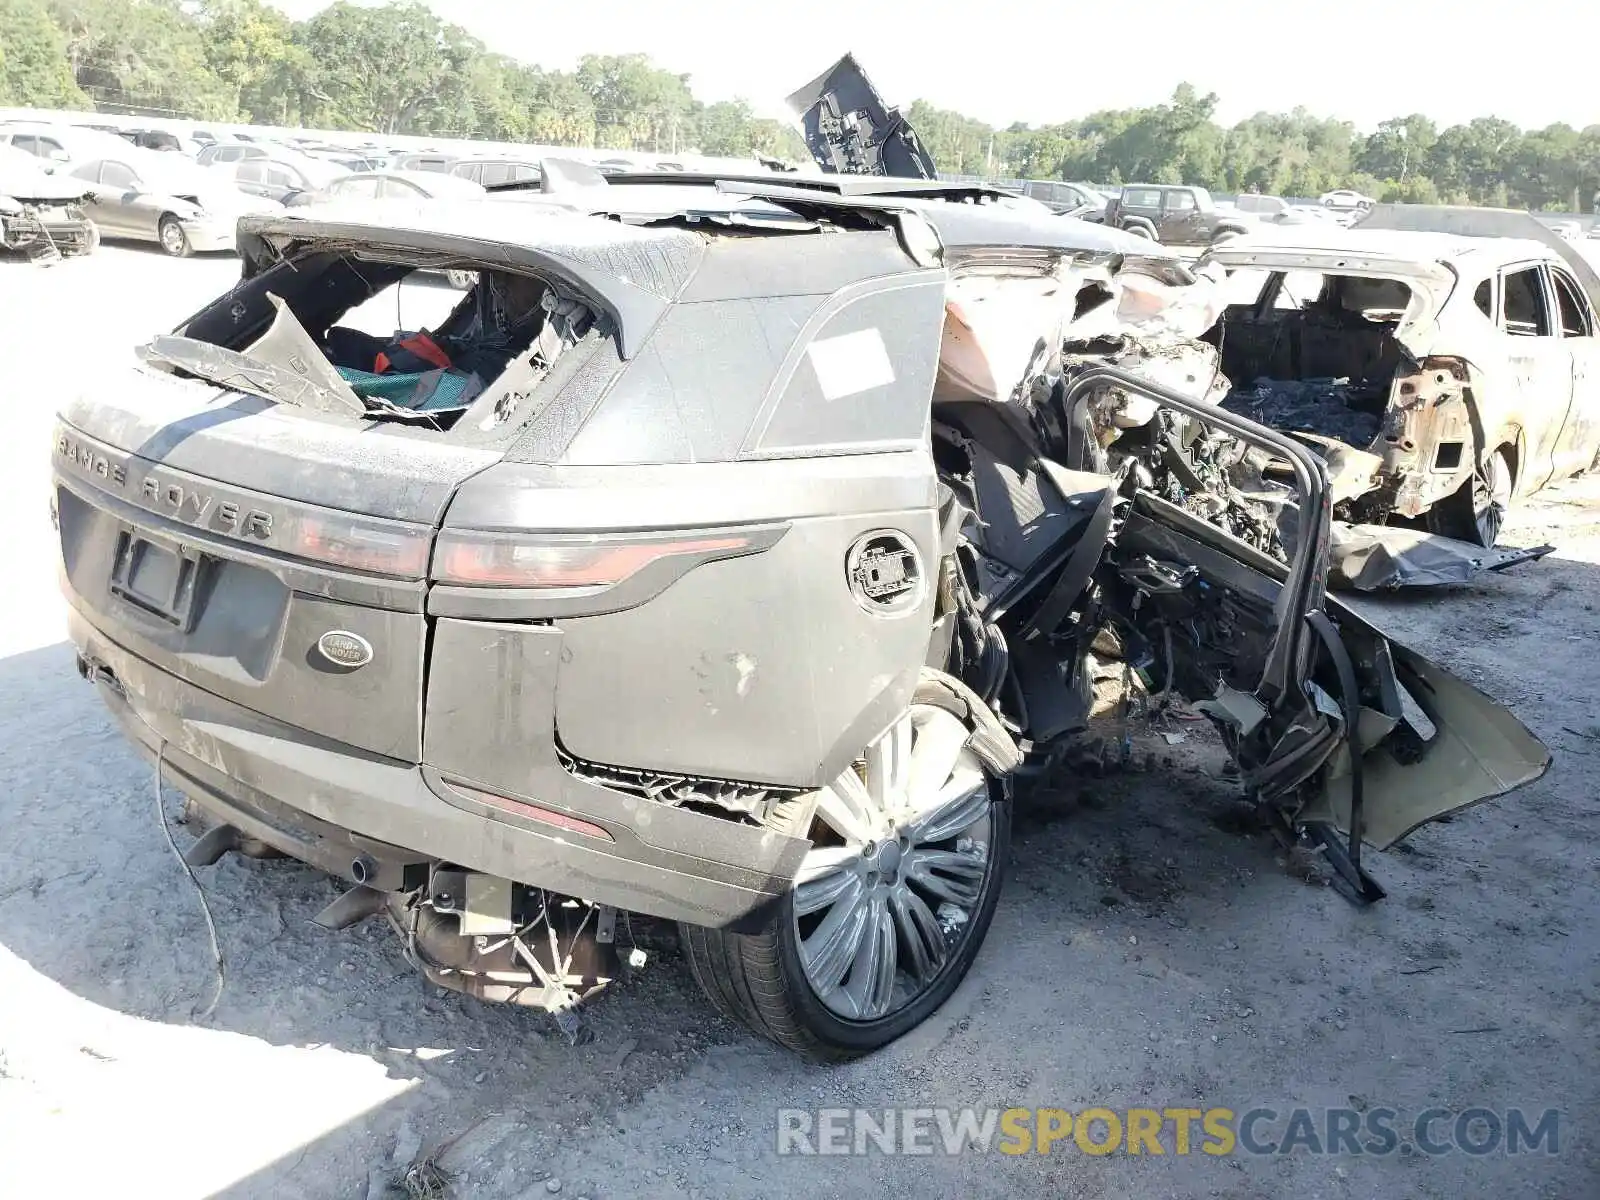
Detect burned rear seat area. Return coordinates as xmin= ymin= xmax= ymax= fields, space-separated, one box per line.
xmin=1208 ymin=272 xmax=1413 ymax=452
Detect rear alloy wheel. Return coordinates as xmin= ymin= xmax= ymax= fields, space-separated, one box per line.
xmin=1430 ymin=445 xmax=1513 ymax=548
xmin=681 ymin=683 xmax=1008 ymax=1059
xmin=157 ymin=214 xmax=192 ymax=258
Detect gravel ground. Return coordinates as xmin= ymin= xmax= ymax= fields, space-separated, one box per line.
xmin=0 ymin=246 xmax=1596 ymax=1199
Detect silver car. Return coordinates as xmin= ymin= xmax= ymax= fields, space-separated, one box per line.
xmin=227 ymin=155 xmax=349 ymax=205
xmin=67 ymin=150 xmax=279 ymax=255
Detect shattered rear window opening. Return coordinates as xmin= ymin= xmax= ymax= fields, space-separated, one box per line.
xmin=149 ymin=247 xmax=598 ymax=434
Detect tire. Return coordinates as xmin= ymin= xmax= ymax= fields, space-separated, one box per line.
xmin=158 ymin=214 xmax=192 ymax=258
xmin=680 ymin=676 xmax=1011 ymax=1060
xmin=1124 ymin=222 xmax=1155 ymax=240
xmin=1428 ymin=445 xmax=1513 ymax=548
xmin=1211 ymin=226 xmax=1246 ymax=244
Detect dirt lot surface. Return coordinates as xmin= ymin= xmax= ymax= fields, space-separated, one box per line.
xmin=1 ymin=247 xmax=1596 ymax=1199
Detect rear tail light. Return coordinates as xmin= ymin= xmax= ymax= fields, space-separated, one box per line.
xmin=285 ymin=513 xmax=432 ymax=578
xmin=431 ymin=527 xmax=765 ymax=589
xmin=441 ymin=781 xmax=614 ymax=841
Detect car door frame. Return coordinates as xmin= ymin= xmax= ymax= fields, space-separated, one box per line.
xmin=30 ymin=133 xmax=69 ymax=171
xmin=328 ymin=175 xmax=381 ymax=202
xmin=233 ymin=159 xmax=271 ymax=200
xmin=1477 ymin=258 xmax=1573 ymax=495
xmin=378 ymin=176 xmax=427 ymax=200
xmin=1545 ymin=260 xmax=1600 ymax=475
xmin=1159 ymin=187 xmax=1206 ymax=244
xmin=262 ymin=161 xmax=302 ymax=203
xmin=78 ymin=160 xmax=137 ymax=238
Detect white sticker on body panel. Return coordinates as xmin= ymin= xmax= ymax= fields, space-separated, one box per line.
xmin=805 ymin=328 xmax=896 ymax=400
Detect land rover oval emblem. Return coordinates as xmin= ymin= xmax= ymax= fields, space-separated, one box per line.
xmin=317 ymin=630 xmax=373 ymax=669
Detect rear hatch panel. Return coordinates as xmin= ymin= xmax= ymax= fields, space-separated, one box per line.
xmin=53 ymin=367 xmax=499 ymax=760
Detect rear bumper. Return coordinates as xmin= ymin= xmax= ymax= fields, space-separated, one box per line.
xmin=68 ymin=606 xmax=807 ymax=931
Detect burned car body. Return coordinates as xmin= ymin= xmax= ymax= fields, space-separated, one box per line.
xmin=52 ymin=174 xmax=1549 ymax=1059
xmin=1200 ymin=219 xmax=1600 ymax=547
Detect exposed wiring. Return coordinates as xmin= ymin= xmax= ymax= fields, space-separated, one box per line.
xmin=152 ymin=743 xmax=224 ymax=1022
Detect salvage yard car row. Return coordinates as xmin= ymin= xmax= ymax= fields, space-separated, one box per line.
xmin=25 ymin=54 xmax=1596 ymax=1061
xmin=0 ymin=111 xmax=780 ymax=260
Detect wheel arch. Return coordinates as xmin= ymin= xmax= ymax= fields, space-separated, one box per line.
xmin=1489 ymin=425 xmax=1524 ymax=496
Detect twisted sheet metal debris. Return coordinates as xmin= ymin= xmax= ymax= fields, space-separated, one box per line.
xmin=1328 ymin=524 xmax=1555 ymax=591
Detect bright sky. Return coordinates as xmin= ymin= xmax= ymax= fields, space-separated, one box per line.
xmin=271 ymin=0 xmax=1597 ymax=133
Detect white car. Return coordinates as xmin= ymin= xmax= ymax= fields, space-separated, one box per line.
xmin=0 ymin=143 xmax=98 ymax=256
xmin=1199 ymin=221 xmax=1600 ymax=546
xmin=291 ymin=169 xmax=489 ymax=286
xmin=291 ymin=168 xmax=488 ymax=206
xmin=0 ymin=122 xmax=134 ymax=172
xmin=1319 ymin=189 xmax=1376 ymax=212
xmin=1232 ymin=194 xmax=1337 ymax=228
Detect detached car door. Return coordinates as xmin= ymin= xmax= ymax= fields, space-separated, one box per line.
xmin=1052 ymin=366 xmax=1549 ymax=895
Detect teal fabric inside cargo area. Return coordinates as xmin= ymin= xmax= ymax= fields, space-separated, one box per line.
xmin=335 ymin=365 xmax=476 ymax=411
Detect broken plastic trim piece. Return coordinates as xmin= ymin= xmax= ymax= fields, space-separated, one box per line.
xmin=784 ymin=52 xmax=937 ymax=179
xmin=140 ymin=334 xmax=362 ymax=416
xmin=1299 ymin=596 xmax=1552 ymax=848
xmin=245 ymin=293 xmax=366 ymax=414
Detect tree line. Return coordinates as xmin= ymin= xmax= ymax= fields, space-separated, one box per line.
xmin=0 ymin=0 xmax=809 ymax=158
xmin=915 ymin=86 xmax=1600 ymax=211
xmin=2 ymin=0 xmax=1596 ymax=210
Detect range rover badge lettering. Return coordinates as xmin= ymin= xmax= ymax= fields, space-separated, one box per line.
xmin=316 ymin=630 xmax=374 ymax=669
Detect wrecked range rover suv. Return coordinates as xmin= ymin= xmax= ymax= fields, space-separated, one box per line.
xmin=52 ymin=173 xmax=1551 ymax=1059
